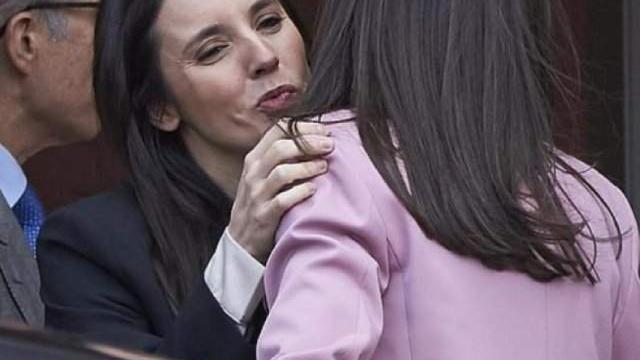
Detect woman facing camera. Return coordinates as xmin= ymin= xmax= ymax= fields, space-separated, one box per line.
xmin=37 ymin=1 xmax=327 ymax=359
xmin=257 ymin=0 xmax=640 ymax=359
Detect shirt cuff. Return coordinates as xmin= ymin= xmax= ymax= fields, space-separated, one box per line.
xmin=204 ymin=228 xmax=265 ymax=331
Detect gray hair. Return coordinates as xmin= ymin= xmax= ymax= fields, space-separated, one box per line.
xmin=0 ymin=0 xmax=68 ymax=39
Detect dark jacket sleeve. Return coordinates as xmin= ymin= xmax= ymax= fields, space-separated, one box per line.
xmin=37 ymin=192 xmax=255 ymax=360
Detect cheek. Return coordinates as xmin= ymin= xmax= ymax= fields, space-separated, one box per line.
xmin=169 ymin=66 xmax=272 ymax=152
xmin=41 ymin=46 xmax=87 ymax=103
xmin=276 ymin=28 xmax=308 ymax=82
xmin=81 ymin=50 xmax=95 ymax=90
xmin=175 ymin=66 xmax=248 ymax=121
xmin=60 ymin=45 xmax=94 ymax=91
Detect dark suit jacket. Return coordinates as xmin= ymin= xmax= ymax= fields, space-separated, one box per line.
xmin=0 ymin=193 xmax=43 ymax=327
xmin=37 ymin=186 xmax=255 ymax=360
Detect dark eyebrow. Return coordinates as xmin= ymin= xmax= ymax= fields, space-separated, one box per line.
xmin=182 ymin=24 xmax=225 ymax=56
xmin=249 ymin=0 xmax=279 ymax=18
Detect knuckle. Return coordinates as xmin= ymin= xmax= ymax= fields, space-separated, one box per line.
xmin=273 ymin=166 xmax=290 ymax=184
xmin=241 ymin=165 xmax=258 ymax=183
xmin=304 ymin=162 xmax=318 ymax=175
xmin=272 ymin=122 xmax=289 ymax=138
xmin=249 ymin=212 xmax=265 ymax=228
xmin=243 ymin=153 xmax=256 ymax=167
xmin=248 ymin=185 xmax=262 ymax=201
xmin=275 ymin=119 xmax=288 ymax=129
xmin=273 ymin=196 xmax=288 ymax=211
xmin=252 ymin=208 xmax=272 ymax=228
xmin=273 ymin=139 xmax=291 ymax=155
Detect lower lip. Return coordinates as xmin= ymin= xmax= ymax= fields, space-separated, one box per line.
xmin=257 ymin=91 xmax=298 ymax=113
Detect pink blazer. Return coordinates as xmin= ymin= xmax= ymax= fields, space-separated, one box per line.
xmin=258 ymin=110 xmax=640 ymax=360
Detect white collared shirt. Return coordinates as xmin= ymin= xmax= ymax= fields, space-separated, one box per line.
xmin=0 ymin=142 xmax=26 ymax=207
xmin=205 ymin=228 xmax=266 ymax=334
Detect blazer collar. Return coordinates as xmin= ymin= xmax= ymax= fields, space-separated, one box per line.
xmin=0 ymin=193 xmax=18 ymax=245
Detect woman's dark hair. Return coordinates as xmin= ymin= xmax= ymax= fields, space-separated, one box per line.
xmin=292 ymin=0 xmax=621 ymax=283
xmin=280 ymin=0 xmax=312 ymax=46
xmin=94 ymin=0 xmax=219 ymax=310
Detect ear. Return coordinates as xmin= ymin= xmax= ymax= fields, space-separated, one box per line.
xmin=150 ymin=103 xmax=181 ymax=132
xmin=2 ymin=12 xmax=43 ymax=75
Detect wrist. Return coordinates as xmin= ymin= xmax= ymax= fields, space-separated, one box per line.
xmin=225 ymin=227 xmax=267 ymax=264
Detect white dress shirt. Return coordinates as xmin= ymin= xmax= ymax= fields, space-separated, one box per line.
xmin=205 ymin=228 xmax=266 ymax=333
xmin=0 ymin=142 xmax=26 ymax=207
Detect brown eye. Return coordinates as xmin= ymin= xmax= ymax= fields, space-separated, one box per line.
xmin=197 ymin=44 xmax=228 ymax=63
xmin=258 ymin=15 xmax=284 ymax=31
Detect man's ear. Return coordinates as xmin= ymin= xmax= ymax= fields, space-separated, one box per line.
xmin=2 ymin=12 xmax=43 ymax=75
xmin=150 ymin=104 xmax=181 ymax=132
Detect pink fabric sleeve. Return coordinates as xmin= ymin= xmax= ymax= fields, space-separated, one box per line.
xmin=612 ymin=219 xmax=640 ymax=360
xmin=257 ymin=136 xmax=390 ymax=360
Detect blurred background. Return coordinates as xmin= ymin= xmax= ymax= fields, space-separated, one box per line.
xmin=24 ymin=0 xmax=639 ymax=216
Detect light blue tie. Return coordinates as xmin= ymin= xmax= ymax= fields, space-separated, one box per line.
xmin=12 ymin=184 xmax=44 ymax=256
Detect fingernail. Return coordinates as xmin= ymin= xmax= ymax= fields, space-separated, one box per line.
xmin=318 ymin=160 xmax=328 ymax=172
xmin=321 ymin=139 xmax=334 ymax=151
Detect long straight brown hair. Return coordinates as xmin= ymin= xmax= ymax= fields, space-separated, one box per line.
xmin=291 ymin=0 xmax=621 ymax=283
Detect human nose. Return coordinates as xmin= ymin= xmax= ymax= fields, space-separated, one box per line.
xmin=248 ymin=38 xmax=280 ymax=79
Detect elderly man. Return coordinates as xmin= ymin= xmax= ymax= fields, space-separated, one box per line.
xmin=0 ymin=0 xmax=100 ymax=327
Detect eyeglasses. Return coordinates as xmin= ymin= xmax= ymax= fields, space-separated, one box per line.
xmin=0 ymin=2 xmax=100 ymax=37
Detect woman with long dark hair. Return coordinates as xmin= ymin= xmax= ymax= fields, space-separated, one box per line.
xmin=37 ymin=0 xmax=327 ymax=359
xmin=257 ymin=0 xmax=640 ymax=359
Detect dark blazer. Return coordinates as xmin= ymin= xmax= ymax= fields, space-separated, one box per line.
xmin=37 ymin=186 xmax=255 ymax=360
xmin=0 ymin=193 xmax=43 ymax=327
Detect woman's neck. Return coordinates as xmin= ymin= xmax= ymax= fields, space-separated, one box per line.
xmin=181 ymin=132 xmax=244 ymax=198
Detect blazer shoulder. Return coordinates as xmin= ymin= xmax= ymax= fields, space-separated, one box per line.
xmin=39 ymin=184 xmax=149 ymax=258
xmin=276 ymin=123 xmax=392 ymax=270
xmin=48 ymin=184 xmax=141 ymax=223
xmin=556 ymin=154 xmax=636 ymax=233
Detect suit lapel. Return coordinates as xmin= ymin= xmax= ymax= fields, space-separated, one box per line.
xmin=0 ymin=194 xmax=44 ymax=327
